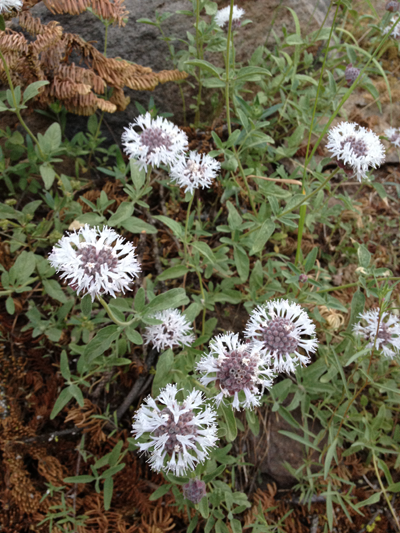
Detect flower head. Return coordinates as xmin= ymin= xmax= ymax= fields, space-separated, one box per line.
xmin=244 ymin=299 xmax=318 ymax=373
xmin=386 ymin=1 xmax=400 ymax=13
xmin=353 ymin=309 xmax=400 ymax=359
xmin=326 ymin=122 xmax=385 ymax=181
xmin=215 ymin=5 xmax=245 ymax=30
xmin=196 ymin=332 xmax=275 ymax=410
xmin=345 ymin=64 xmax=360 ymax=86
xmin=48 ymin=224 xmax=140 ymax=301
xmin=131 ymin=384 xmax=218 ymax=475
xmin=383 ymin=15 xmax=400 ymax=39
xmin=170 ymin=151 xmax=220 ymax=194
xmin=143 ymin=308 xmax=195 ymax=352
xmin=0 ymin=0 xmax=23 ymax=13
xmin=385 ymin=127 xmax=400 ymax=147
xmin=122 ymin=113 xmax=188 ymax=171
xmin=183 ymin=479 xmax=207 ymax=504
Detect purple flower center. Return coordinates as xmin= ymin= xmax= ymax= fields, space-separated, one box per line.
xmin=340 ymin=136 xmax=368 ymax=158
xmin=76 ymin=244 xmax=118 ymax=277
xmin=140 ymin=127 xmax=172 ymax=154
xmin=369 ymin=322 xmax=393 ymax=346
xmin=216 ymin=349 xmax=257 ymax=395
xmin=153 ymin=407 xmax=197 ymax=454
xmin=262 ymin=317 xmax=298 ymax=355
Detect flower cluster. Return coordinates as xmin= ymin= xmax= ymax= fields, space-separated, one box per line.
xmin=131 ymin=385 xmax=218 ymax=475
xmin=215 ymin=5 xmax=245 ymax=30
xmin=353 ymin=310 xmax=400 ymax=359
xmin=385 ymin=127 xmax=400 ymax=147
xmin=122 ymin=113 xmax=188 ymax=171
xmin=170 ymin=151 xmax=220 ymax=194
xmin=144 ymin=308 xmax=195 ymax=352
xmin=48 ymin=225 xmax=140 ymax=301
xmin=386 ymin=1 xmax=400 ymax=13
xmin=383 ymin=15 xmax=400 ymax=39
xmin=244 ymin=300 xmax=318 ymax=373
xmin=344 ymin=64 xmax=360 ymax=86
xmin=196 ymin=333 xmax=275 ymax=410
xmin=326 ymin=122 xmax=385 ymax=181
xmin=0 ymin=0 xmax=22 ymax=13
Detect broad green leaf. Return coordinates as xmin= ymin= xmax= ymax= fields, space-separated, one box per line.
xmin=108 ymin=202 xmax=135 ymax=226
xmin=184 ymin=59 xmax=221 ymax=78
xmin=278 ymin=430 xmax=321 ymax=451
xmin=192 ymin=241 xmax=215 ymax=264
xmin=358 ymin=244 xmax=371 ymax=269
xmin=122 ymin=216 xmax=157 ymax=234
xmin=198 ymin=494 xmax=209 ymax=518
xmin=60 ymin=351 xmax=71 ymax=380
xmin=143 ymin=288 xmax=188 ymax=315
xmin=152 ymin=349 xmax=174 ymax=396
xmin=324 ymin=437 xmax=338 ymax=479
xmin=64 ymin=474 xmax=95 ymax=483
xmin=157 ymin=265 xmax=188 ymax=281
xmin=234 ymin=245 xmax=249 ymax=282
xmin=5 ymin=296 xmax=15 ymax=315
xmin=50 ymin=387 xmax=74 ymax=419
xmin=23 ymin=80 xmax=49 ymax=103
xmin=347 ymin=290 xmax=365 ymax=331
xmin=152 ymin=215 xmax=183 ymax=238
xmin=103 ymin=477 xmax=113 ymax=510
xmin=40 ymin=164 xmax=56 ymax=190
xmin=149 ymin=484 xmax=171 ymax=501
xmin=43 ymin=279 xmax=67 ymax=303
xmin=219 ymin=403 xmax=237 ymax=442
xmin=125 ymin=326 xmax=143 ymax=345
xmin=250 ymin=220 xmax=275 ymax=255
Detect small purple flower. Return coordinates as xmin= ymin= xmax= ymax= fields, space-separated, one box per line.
xmin=299 ymin=274 xmax=308 ymax=283
xmin=345 ymin=64 xmax=361 ymax=86
xmin=183 ymin=479 xmax=207 ymax=504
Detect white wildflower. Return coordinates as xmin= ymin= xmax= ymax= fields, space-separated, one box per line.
xmin=143 ymin=308 xmax=195 ymax=352
xmin=131 ymin=384 xmax=218 ymax=475
xmin=215 ymin=5 xmax=245 ymax=30
xmin=0 ymin=0 xmax=23 ymax=13
xmin=121 ymin=112 xmax=188 ymax=171
xmin=244 ymin=299 xmax=318 ymax=373
xmin=383 ymin=15 xmax=400 ymax=39
xmin=353 ymin=309 xmax=400 ymax=359
xmin=48 ymin=224 xmax=140 ymax=301
xmin=196 ymin=332 xmax=275 ymax=410
xmin=169 ymin=151 xmax=220 ymax=194
xmin=385 ymin=127 xmax=400 ymax=148
xmin=326 ymin=122 xmax=385 ymax=181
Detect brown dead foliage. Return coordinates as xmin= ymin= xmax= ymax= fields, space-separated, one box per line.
xmin=0 ymin=1 xmax=188 ymax=116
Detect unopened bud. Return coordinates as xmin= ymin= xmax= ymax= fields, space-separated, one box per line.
xmin=183 ymin=479 xmax=206 ymax=504
xmin=386 ymin=1 xmax=400 ymax=12
xmin=345 ymin=64 xmax=361 ymax=86
xmin=299 ymin=274 xmax=308 ymax=283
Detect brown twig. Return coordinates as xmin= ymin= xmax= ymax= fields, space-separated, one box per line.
xmin=248 ymin=175 xmax=302 ymax=185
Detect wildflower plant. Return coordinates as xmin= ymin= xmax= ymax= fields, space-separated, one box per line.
xmin=2 ymin=0 xmax=400 ymax=532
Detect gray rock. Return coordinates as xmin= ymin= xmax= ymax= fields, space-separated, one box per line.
xmin=27 ymin=0 xmax=332 ymax=137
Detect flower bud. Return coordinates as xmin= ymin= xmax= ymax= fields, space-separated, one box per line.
xmin=183 ymin=479 xmax=207 ymax=504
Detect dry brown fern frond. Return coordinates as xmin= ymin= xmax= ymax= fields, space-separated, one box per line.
xmin=138 ymin=507 xmax=175 ymax=533
xmin=65 ymin=399 xmax=107 ymax=441
xmin=3 ymin=5 xmax=189 ymax=117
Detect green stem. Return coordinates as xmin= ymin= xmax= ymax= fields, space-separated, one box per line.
xmin=373 ymin=452 xmax=400 ymax=532
xmin=0 ymin=49 xmax=44 ymax=158
xmin=295 ymin=2 xmax=339 ymax=264
xmin=279 ymin=169 xmax=339 ymax=220
xmin=196 ymin=271 xmax=206 ymax=336
xmin=0 ymin=276 xmax=40 ymax=296
xmin=97 ymin=296 xmax=136 ymax=327
xmin=194 ymin=0 xmax=202 ymax=127
xmin=184 ymin=194 xmax=195 ymax=262
xmin=224 ymin=0 xmax=235 ymax=136
xmin=315 ymin=277 xmax=400 ymax=295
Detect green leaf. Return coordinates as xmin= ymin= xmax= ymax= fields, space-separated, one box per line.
xmin=152 ymin=349 xmax=174 ymax=396
xmin=50 ymin=387 xmax=74 ymax=419
xmin=103 ymin=477 xmax=113 ymax=511
xmin=203 ymin=464 xmax=226 ymax=483
xmin=245 ymin=409 xmax=260 ymax=437
xmin=134 ymin=287 xmax=145 ymax=312
xmin=42 ymin=279 xmax=67 ymax=303
xmin=355 ymin=491 xmax=381 ymax=508
xmin=23 ymin=80 xmax=49 ymax=103
xmin=5 ymin=296 xmax=15 ymax=315
xmin=149 ymin=484 xmax=171 ymax=501
xmin=235 ymin=66 xmax=270 ymax=81
xmin=81 ymin=294 xmax=92 ymax=317
xmin=278 ymin=431 xmax=321 ymax=451
xmin=192 ymin=241 xmax=215 ymax=264
xmin=230 ymin=519 xmax=242 ymax=533
xmin=0 ymin=15 xmax=5 ymax=32
xmin=143 ymin=288 xmax=188 ymax=316
xmin=324 ymin=437 xmax=338 ymax=479
xmin=69 ymin=384 xmax=84 ymax=407
xmin=234 ymin=245 xmax=249 ymax=282
xmin=108 ymin=202 xmax=135 ymax=226
xmin=64 ymin=474 xmax=95 ymax=484
xmin=60 ymin=351 xmax=71 ymax=380
xmin=122 ymin=216 xmax=157 ymax=234
xmin=83 ymin=325 xmax=119 ymax=364
xmin=187 ymin=515 xmax=199 ymax=533
xmin=130 ymin=159 xmax=146 ymax=189
xmin=304 ymin=247 xmax=318 ymax=273
xmin=347 ymin=290 xmax=365 ymax=331
xmin=198 ymin=494 xmax=209 ymax=518
xmin=157 ymin=265 xmax=188 ymax=281
xmin=125 ymin=326 xmax=143 ymax=345
xmin=40 ymin=163 xmax=56 ymax=190
xmin=152 ymin=215 xmax=183 ymax=238
xmin=184 ymin=59 xmax=221 ymax=78
xmin=286 ymin=34 xmax=303 ymax=45
xmin=250 ymin=220 xmax=275 ymax=255
xmin=101 ymin=463 xmax=125 ymax=479
xmin=358 ymin=244 xmax=371 ymax=269
xmin=226 ymin=201 xmax=242 ymax=229
xmin=10 ymin=251 xmax=36 ymax=285
xmin=220 ymin=403 xmax=237 ymax=442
